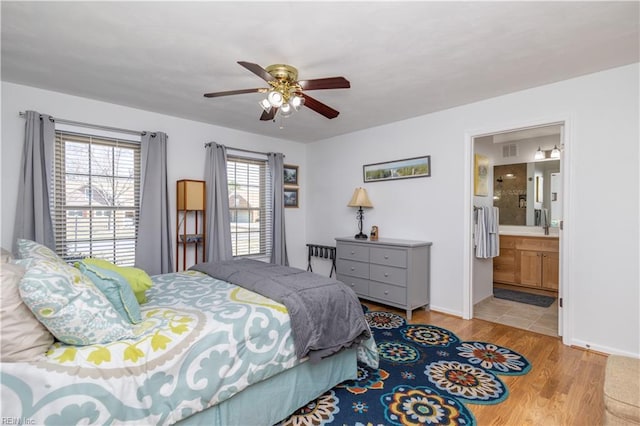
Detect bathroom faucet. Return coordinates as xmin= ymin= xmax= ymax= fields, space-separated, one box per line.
xmin=542 ymin=209 xmax=550 ymax=235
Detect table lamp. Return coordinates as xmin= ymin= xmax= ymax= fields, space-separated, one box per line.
xmin=347 ymin=187 xmax=373 ymax=239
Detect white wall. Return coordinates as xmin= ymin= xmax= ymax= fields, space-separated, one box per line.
xmin=471 ymin=137 xmax=495 ymax=304
xmin=306 ymin=63 xmax=639 ymax=357
xmin=1 ymin=82 xmax=309 ymax=270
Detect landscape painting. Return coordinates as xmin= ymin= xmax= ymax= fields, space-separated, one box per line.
xmin=363 ymin=156 xmax=431 ymax=182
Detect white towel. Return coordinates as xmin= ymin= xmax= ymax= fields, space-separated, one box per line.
xmin=474 ymin=208 xmax=486 ymax=257
xmin=475 ymin=206 xmax=500 ymax=258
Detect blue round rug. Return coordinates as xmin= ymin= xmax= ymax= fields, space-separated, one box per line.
xmin=280 ymin=307 xmax=531 ymax=426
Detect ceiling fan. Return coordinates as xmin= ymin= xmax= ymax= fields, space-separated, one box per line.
xmin=204 ymin=61 xmax=350 ymax=121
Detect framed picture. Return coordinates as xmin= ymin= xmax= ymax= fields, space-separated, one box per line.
xmin=284 ymin=188 xmax=299 ymax=208
xmin=283 ymin=164 xmax=299 ymax=186
xmin=363 ymin=155 xmax=431 ymax=183
xmin=474 ymin=154 xmax=489 ymax=196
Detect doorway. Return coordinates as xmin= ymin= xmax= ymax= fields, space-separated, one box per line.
xmin=465 ymin=121 xmax=567 ymax=338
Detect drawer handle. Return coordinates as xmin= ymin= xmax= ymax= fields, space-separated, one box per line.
xmin=384 ymin=290 xmax=389 ymax=295
xmin=384 ymin=255 xmax=389 ymax=259
xmin=384 ymin=273 xmax=389 ymax=277
xmin=350 ymin=251 xmax=355 ymax=255
xmin=350 ymin=267 xmax=355 ymax=271
xmin=350 ymin=283 xmax=355 ymax=287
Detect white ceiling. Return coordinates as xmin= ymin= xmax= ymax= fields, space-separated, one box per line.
xmin=2 ymin=1 xmax=638 ymax=143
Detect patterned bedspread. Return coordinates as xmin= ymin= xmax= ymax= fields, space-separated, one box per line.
xmin=1 ymin=271 xmax=378 ymax=425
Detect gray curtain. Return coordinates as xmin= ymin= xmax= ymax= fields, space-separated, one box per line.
xmin=13 ymin=111 xmax=56 ymax=253
xmin=268 ymin=153 xmax=288 ymax=266
xmin=204 ymin=143 xmax=232 ymax=262
xmin=135 ymin=132 xmax=173 ymax=274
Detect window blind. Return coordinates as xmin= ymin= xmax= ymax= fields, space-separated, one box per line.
xmin=227 ymin=155 xmax=272 ymax=258
xmin=52 ymin=131 xmax=141 ymax=265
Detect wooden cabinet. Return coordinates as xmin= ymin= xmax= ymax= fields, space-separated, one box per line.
xmin=541 ymin=251 xmax=559 ymax=290
xmin=176 ymin=180 xmax=206 ymax=271
xmin=335 ymin=237 xmax=432 ymax=320
xmin=493 ymin=236 xmax=517 ymax=283
xmin=493 ymin=235 xmax=558 ymax=292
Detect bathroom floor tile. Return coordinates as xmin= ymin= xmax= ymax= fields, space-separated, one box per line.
xmin=473 ymin=293 xmax=559 ymax=337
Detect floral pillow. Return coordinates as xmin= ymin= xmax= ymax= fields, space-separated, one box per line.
xmin=18 ymin=258 xmax=135 ymax=345
xmin=16 ymin=239 xmax=64 ymax=264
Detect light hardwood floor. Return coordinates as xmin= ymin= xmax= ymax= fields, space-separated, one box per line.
xmin=363 ymin=301 xmax=607 ymax=426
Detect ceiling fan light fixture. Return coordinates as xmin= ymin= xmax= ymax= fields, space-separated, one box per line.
xmin=267 ymin=90 xmax=284 ymax=107
xmin=203 ymin=61 xmax=350 ymax=122
xmin=290 ymin=94 xmax=304 ymax=110
xmin=280 ymin=103 xmax=293 ymax=117
xmin=258 ymin=98 xmax=271 ymax=112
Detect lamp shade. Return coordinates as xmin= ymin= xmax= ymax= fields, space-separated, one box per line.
xmin=348 ymin=187 xmax=373 ymax=208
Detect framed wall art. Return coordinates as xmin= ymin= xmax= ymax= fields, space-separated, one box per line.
xmin=283 ymin=164 xmax=299 ymax=186
xmin=474 ymin=154 xmax=489 ymax=196
xmin=363 ymin=155 xmax=431 ymax=183
xmin=284 ymin=188 xmax=299 ymax=208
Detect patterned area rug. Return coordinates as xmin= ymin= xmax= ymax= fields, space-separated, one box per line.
xmin=280 ymin=307 xmax=531 ymax=426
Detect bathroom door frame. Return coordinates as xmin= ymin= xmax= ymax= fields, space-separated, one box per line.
xmin=462 ymin=115 xmax=574 ymax=346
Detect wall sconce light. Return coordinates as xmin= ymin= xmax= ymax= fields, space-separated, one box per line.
xmin=347 ymin=187 xmax=373 ymax=240
xmin=535 ymin=145 xmax=561 ymax=160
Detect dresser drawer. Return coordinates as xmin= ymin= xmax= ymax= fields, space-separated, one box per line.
xmin=370 ymin=281 xmax=406 ymax=305
xmin=338 ymin=275 xmax=369 ymax=296
xmin=370 ymin=264 xmax=407 ymax=287
xmin=370 ymin=247 xmax=407 ymax=268
xmin=337 ymin=243 xmax=370 ymax=262
xmin=337 ymin=259 xmax=369 ymax=279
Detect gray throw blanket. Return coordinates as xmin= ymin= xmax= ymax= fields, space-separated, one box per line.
xmin=190 ymin=259 xmax=371 ymax=362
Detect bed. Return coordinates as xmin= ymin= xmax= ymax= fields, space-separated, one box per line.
xmin=0 ymin=245 xmax=378 ymax=425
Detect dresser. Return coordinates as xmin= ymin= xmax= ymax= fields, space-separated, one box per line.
xmin=335 ymin=237 xmax=432 ymax=320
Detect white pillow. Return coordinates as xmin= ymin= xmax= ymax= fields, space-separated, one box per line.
xmin=1 ymin=247 xmax=13 ymax=263
xmin=0 ymin=262 xmax=54 ymax=362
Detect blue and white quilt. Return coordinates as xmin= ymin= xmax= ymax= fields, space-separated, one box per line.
xmin=1 ymin=271 xmax=378 ymax=425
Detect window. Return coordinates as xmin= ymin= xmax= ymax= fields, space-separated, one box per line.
xmin=227 ymin=155 xmax=272 ymax=257
xmin=52 ymin=131 xmax=140 ymax=265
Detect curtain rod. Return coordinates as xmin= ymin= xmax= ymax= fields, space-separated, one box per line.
xmin=19 ymin=111 xmax=154 ymax=137
xmin=204 ymin=142 xmax=281 ymax=157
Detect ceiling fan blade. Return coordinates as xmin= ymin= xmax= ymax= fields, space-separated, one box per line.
xmin=297 ymin=77 xmax=350 ymax=91
xmin=301 ymin=94 xmax=340 ymax=119
xmin=260 ymin=107 xmax=277 ymax=121
xmin=238 ymin=61 xmax=275 ymax=82
xmin=204 ymin=88 xmax=266 ymax=98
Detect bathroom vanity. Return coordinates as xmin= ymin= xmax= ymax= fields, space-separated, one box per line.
xmin=493 ymin=234 xmax=559 ymax=292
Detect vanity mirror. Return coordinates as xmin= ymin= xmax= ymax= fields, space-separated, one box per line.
xmin=493 ymin=160 xmax=560 ymax=227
